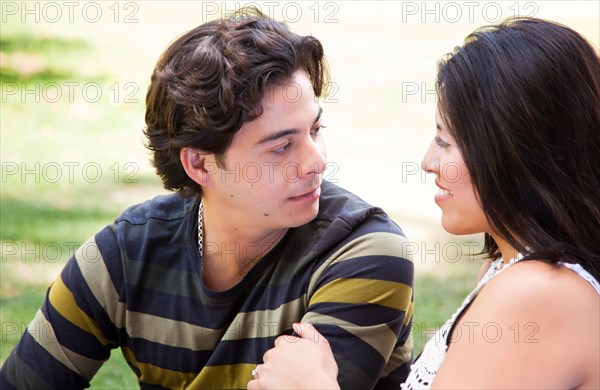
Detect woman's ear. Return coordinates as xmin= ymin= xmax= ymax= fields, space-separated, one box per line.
xmin=180 ymin=147 xmax=215 ymax=187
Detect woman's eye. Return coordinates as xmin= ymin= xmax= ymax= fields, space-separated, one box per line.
xmin=434 ymin=136 xmax=450 ymax=148
xmin=311 ymin=124 xmax=326 ymax=136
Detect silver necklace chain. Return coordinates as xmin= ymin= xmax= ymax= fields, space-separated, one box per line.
xmin=197 ymin=198 xmax=288 ymax=284
xmin=197 ymin=199 xmax=203 ymax=260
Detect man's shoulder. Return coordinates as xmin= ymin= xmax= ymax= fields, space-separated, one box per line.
xmin=95 ymin=192 xmax=197 ymax=268
xmin=115 ymin=192 xmax=198 ymax=226
xmin=318 ymin=181 xmax=401 ymax=232
xmin=319 ymin=181 xmax=376 ymax=219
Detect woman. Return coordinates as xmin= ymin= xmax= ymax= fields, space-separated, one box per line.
xmin=247 ymin=17 xmax=600 ymax=389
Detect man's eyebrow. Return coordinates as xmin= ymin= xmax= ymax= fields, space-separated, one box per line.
xmin=256 ymin=129 xmax=298 ymax=145
xmin=256 ymin=107 xmax=323 ymax=145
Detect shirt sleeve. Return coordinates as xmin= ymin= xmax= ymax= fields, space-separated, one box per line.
xmin=301 ymin=212 xmax=414 ymax=390
xmin=0 ymin=227 xmax=123 ymax=389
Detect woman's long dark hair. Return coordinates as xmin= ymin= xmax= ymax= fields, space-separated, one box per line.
xmin=436 ymin=18 xmax=600 ymax=280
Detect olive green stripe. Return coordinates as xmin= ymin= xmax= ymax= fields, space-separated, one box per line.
xmin=307 ymin=232 xmax=411 ymax=297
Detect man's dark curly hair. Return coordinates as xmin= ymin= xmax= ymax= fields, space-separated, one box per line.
xmin=143 ymin=7 xmax=329 ymax=197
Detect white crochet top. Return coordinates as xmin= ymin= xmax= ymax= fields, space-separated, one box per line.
xmin=401 ymin=257 xmax=600 ymax=389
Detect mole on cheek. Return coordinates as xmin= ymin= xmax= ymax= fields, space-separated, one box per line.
xmin=263 ymin=213 xmax=269 ymax=217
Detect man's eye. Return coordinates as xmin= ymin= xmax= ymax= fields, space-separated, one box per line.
xmin=272 ymin=143 xmax=291 ymax=154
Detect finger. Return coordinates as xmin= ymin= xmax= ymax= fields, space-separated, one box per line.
xmin=275 ymin=334 xmax=300 ymax=346
xmin=247 ymin=364 xmax=263 ymax=389
xmin=253 ymin=364 xmax=262 ymax=378
xmin=292 ymin=322 xmax=309 ymax=337
xmin=273 ymin=335 xmax=285 ymax=347
xmin=293 ymin=323 xmax=327 ymax=343
xmin=262 ymin=349 xmax=271 ymax=363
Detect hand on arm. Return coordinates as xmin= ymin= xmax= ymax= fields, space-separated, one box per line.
xmin=249 ymin=224 xmax=414 ymax=389
xmin=247 ymin=323 xmax=340 ymax=390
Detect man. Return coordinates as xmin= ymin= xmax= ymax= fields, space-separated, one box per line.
xmin=1 ymin=9 xmax=413 ymax=389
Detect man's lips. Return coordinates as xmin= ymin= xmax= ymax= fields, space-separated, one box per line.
xmin=289 ymin=186 xmax=321 ymax=201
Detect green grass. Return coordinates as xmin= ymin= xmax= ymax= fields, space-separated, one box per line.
xmin=0 ymin=26 xmax=159 ymax=388
xmin=413 ymin=266 xmax=480 ymax=355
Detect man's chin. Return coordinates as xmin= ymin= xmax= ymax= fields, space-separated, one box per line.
xmin=289 ymin=204 xmax=320 ymax=228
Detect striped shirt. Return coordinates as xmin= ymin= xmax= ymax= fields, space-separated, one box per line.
xmin=1 ymin=181 xmax=414 ymax=389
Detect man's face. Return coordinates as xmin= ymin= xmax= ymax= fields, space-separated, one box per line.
xmin=204 ymin=69 xmax=327 ymax=232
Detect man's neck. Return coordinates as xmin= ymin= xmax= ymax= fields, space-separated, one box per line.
xmin=200 ymin=202 xmax=288 ymax=291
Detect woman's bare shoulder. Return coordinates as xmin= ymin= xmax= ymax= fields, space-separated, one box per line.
xmin=483 ymin=260 xmax=599 ymax=311
xmin=432 ymin=260 xmax=599 ymax=389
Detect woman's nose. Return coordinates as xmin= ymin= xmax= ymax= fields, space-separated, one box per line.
xmin=421 ymin=140 xmax=440 ymax=174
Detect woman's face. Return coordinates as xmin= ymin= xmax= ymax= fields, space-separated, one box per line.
xmin=422 ymin=106 xmax=490 ymax=235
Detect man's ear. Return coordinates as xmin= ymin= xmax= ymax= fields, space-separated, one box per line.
xmin=180 ymin=147 xmax=216 ymax=186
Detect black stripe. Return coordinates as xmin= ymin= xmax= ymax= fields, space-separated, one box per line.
xmin=17 ymin=331 xmax=89 ymax=388
xmin=128 ymin=337 xmax=214 ymax=372
xmin=309 ymin=302 xmax=407 ymax=331
xmin=335 ymin=352 xmax=375 ymax=390
xmin=140 ymin=383 xmax=171 ymax=390
xmin=0 ymin=371 xmax=18 ymax=390
xmin=345 ymin=212 xmax=406 ymax=239
xmin=378 ymin=363 xmax=412 ymax=389
xmin=119 ymin=219 xmax=196 ymax=272
xmin=124 ymin=283 xmax=241 ymax=327
xmin=240 ymin=274 xmax=308 ymax=311
xmin=96 ymin=225 xmax=126 ymax=291
xmin=207 ymin=336 xmax=279 ymax=365
xmin=123 ymin=260 xmax=201 ymax=299
xmin=127 ymin=335 xmax=280 ymax=370
xmin=314 ymin=324 xmax=386 ymax=383
xmin=42 ymin=294 xmax=114 ymax=360
xmin=60 ymin=257 xmax=120 ymax=343
xmin=1 ymin=346 xmax=53 ymax=390
xmin=316 ymin=256 xmax=413 ymax=288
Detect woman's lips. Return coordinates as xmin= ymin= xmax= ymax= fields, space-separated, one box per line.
xmin=434 ymin=182 xmax=453 ymax=203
